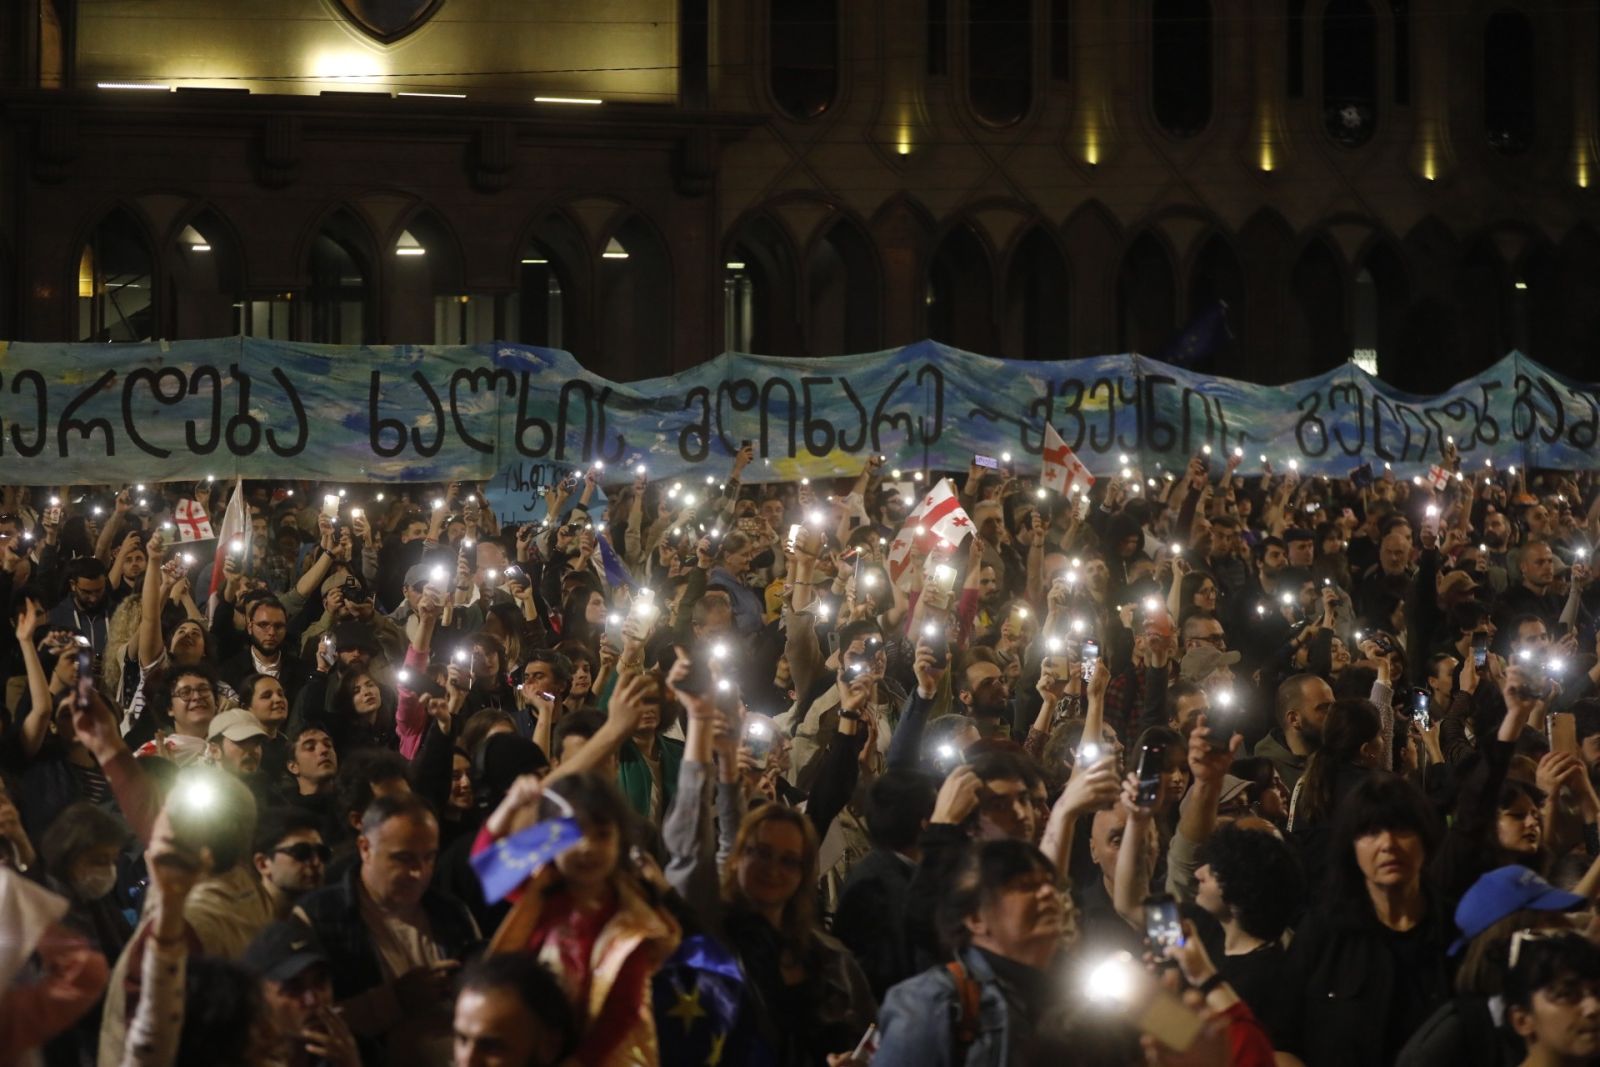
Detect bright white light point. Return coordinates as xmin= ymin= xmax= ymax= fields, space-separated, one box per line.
xmin=1084 ymin=955 xmax=1135 ymax=1003
xmin=180 ymin=780 xmax=216 ymax=810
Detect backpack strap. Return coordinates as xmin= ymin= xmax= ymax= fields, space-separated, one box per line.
xmin=946 ymin=959 xmax=982 ymax=1052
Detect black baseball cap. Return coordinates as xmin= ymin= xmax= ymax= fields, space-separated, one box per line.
xmin=242 ymin=920 xmax=328 ymax=983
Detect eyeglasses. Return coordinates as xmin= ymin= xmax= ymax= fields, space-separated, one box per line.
xmin=172 ymin=686 xmax=215 ymax=702
xmin=273 ymin=843 xmax=332 ymax=864
xmin=743 ymin=843 xmax=805 ymax=873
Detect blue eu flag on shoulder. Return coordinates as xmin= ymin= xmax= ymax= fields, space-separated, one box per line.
xmin=470 ymin=818 xmax=583 ymax=903
xmin=1154 ymin=300 xmax=1232 ymax=369
xmin=598 ymin=533 xmax=635 ymax=592
xmin=655 ymin=934 xmax=773 ymax=1067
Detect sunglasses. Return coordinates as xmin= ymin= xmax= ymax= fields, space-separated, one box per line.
xmin=273 ymin=843 xmax=332 ymax=864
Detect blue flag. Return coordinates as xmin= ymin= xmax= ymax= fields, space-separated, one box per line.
xmin=1154 ymin=300 xmax=1232 ymax=368
xmin=654 ymin=934 xmax=774 ymax=1067
xmin=597 ymin=533 xmax=635 ymax=591
xmin=470 ymin=818 xmax=583 ymax=903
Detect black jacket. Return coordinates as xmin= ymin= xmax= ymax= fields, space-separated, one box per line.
xmin=1285 ymin=892 xmax=1453 ymax=1067
xmin=1395 ymin=995 xmax=1523 ymax=1067
xmin=219 ymin=648 xmax=313 ymax=705
xmin=833 ymin=846 xmax=917 ymax=1000
xmin=294 ymin=866 xmax=482 ymax=1004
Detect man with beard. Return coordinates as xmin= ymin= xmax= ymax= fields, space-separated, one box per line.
xmin=242 ymin=920 xmax=362 ymax=1067
xmin=872 ymin=484 xmax=909 ymax=539
xmin=1252 ymin=673 xmax=1333 ymax=793
xmin=221 ymin=596 xmax=312 ymax=703
xmin=955 ymin=646 xmax=1014 ymax=739
xmin=47 ymin=557 xmax=112 ymax=670
xmin=208 ymin=706 xmax=270 ymax=780
xmin=1357 ymin=528 xmax=1417 ymax=622
xmin=1252 ymin=536 xmax=1289 ymax=602
xmin=1206 ymin=515 xmax=1251 ymax=604
xmin=1480 ymin=507 xmax=1516 ymax=595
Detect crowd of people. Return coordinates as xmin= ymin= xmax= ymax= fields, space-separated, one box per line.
xmin=3 ymin=442 xmax=1600 ymax=1067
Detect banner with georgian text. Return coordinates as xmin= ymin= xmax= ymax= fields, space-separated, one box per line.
xmin=0 ymin=338 xmax=1594 ymax=501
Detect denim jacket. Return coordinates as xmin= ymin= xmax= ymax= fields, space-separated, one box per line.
xmin=874 ymin=947 xmax=1018 ymax=1067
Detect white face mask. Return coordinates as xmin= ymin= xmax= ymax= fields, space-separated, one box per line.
xmin=71 ymin=864 xmax=118 ymax=901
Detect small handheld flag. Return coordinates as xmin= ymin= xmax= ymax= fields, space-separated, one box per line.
xmin=471 ymin=818 xmax=584 ymax=903
xmin=597 ymin=533 xmax=636 ymax=591
xmin=1042 ymin=424 xmax=1096 ymax=497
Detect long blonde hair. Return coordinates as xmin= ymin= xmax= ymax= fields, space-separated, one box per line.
xmin=722 ymin=802 xmax=820 ymax=949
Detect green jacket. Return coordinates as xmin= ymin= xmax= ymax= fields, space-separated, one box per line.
xmin=617 ymin=734 xmax=685 ymax=822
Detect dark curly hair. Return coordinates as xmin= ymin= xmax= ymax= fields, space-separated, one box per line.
xmin=1202 ymin=823 xmax=1305 ymax=942
xmin=1505 ymin=931 xmax=1600 ymax=1014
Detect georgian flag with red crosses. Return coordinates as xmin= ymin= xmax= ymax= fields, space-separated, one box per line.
xmin=887 ymin=478 xmax=973 ymax=585
xmin=1042 ymin=423 xmax=1096 ymax=497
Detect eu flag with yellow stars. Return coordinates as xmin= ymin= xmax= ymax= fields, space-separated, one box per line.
xmin=655 ymin=934 xmax=773 ymax=1067
xmin=470 ymin=818 xmax=583 ymax=903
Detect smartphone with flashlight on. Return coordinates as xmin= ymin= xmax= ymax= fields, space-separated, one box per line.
xmin=1081 ymin=638 xmax=1100 ymax=681
xmin=842 ymin=658 xmax=872 ymax=683
xmin=1410 ymin=687 xmax=1431 ymax=731
xmin=1143 ymin=894 xmax=1185 ymax=960
xmin=678 ymin=643 xmax=713 ymax=698
xmin=1204 ymin=689 xmax=1236 ymax=750
xmin=932 ymin=740 xmax=965 ymax=774
xmin=919 ymin=618 xmax=949 ymax=667
xmin=744 ymin=717 xmax=776 ymax=761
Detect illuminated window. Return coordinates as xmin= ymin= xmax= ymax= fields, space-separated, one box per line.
xmin=172 ymin=210 xmax=246 ymax=340
xmin=77 ymin=209 xmax=155 ymax=342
